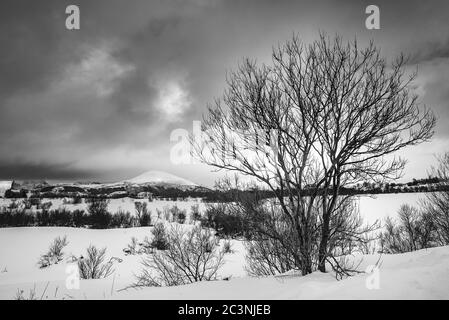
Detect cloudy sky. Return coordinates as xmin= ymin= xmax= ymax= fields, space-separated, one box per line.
xmin=0 ymin=0 xmax=448 ymax=186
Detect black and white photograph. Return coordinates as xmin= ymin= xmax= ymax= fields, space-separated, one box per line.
xmin=0 ymin=0 xmax=449 ymax=305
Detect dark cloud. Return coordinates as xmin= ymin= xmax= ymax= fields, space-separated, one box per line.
xmin=0 ymin=161 xmax=97 ymax=181
xmin=0 ymin=0 xmax=449 ymax=184
xmin=409 ymin=38 xmax=449 ymax=64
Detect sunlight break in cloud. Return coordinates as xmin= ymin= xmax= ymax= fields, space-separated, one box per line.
xmin=155 ymin=79 xmax=192 ymax=121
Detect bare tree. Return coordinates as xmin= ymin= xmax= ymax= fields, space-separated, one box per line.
xmin=422 ymin=152 xmax=449 ymax=245
xmin=194 ymin=33 xmax=435 ymax=275
xmin=380 ymin=204 xmax=436 ymax=253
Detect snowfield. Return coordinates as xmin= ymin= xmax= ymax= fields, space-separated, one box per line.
xmin=0 ymin=226 xmax=448 ymax=300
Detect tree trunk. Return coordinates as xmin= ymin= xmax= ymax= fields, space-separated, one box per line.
xmin=318 ymin=215 xmax=330 ymax=272
xmin=296 ymin=221 xmax=314 ymax=275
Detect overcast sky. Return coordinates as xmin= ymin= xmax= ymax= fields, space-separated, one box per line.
xmin=0 ymin=0 xmax=448 ymax=186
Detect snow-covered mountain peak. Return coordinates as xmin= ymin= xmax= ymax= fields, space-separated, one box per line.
xmin=125 ymin=170 xmax=197 ymax=186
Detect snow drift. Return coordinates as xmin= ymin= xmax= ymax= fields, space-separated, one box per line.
xmin=0 ymin=226 xmax=448 ymax=300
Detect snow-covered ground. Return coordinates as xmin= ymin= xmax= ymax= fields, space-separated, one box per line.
xmin=357 ymin=193 xmax=427 ymax=225
xmin=1 ymin=193 xmax=447 ymax=300
xmin=0 ymin=226 xmax=448 ymax=300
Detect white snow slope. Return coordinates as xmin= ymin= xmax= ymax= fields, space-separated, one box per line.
xmin=125 ymin=170 xmax=197 ymax=186
xmin=1 ymin=226 xmax=449 ymax=300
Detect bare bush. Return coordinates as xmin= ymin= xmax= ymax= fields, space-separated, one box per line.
xmin=201 ymin=203 xmax=248 ymax=239
xmin=110 ymin=209 xmax=135 ymax=228
xmin=223 ymin=240 xmax=233 ymax=254
xmin=245 ymin=236 xmax=297 ymax=277
xmin=170 ymin=205 xmax=187 ymax=224
xmin=78 ymin=245 xmax=114 ymax=279
xmin=422 ymin=152 xmax=449 ymax=245
xmin=135 ymin=202 xmax=152 ymax=227
xmin=38 ymin=236 xmax=69 ymax=269
xmin=191 ymin=204 xmax=201 ymax=222
xmin=151 ymin=222 xmax=169 ymax=250
xmin=135 ymin=226 xmax=226 ymax=287
xmin=380 ymin=204 xmax=436 ymax=253
xmin=123 ymin=236 xmax=153 ymax=255
xmin=124 ymin=237 xmax=139 ymax=255
xmin=87 ymin=198 xmax=111 ymax=229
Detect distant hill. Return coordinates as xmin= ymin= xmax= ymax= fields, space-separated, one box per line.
xmin=2 ymin=172 xmax=448 ymax=200
xmin=1 ymin=171 xmax=209 ymax=199
xmin=125 ymin=170 xmax=197 ymax=186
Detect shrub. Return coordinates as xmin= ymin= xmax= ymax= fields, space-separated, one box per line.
xmin=139 ymin=210 xmax=152 ymax=226
xmin=87 ymin=198 xmax=111 ymax=229
xmin=421 ymin=152 xmax=449 ymax=245
xmin=36 ymin=210 xmax=50 ymax=226
xmin=201 ymin=204 xmax=247 ymax=239
xmin=150 ymin=222 xmax=169 ymax=250
xmin=111 ymin=210 xmax=135 ymax=228
xmin=162 ymin=206 xmax=172 ymax=222
xmin=22 ymin=199 xmax=33 ymax=209
xmin=48 ymin=208 xmax=72 ymax=226
xmin=191 ymin=204 xmax=201 ymax=222
xmin=242 ymin=204 xmax=301 ymax=276
xmin=30 ymin=197 xmax=42 ymax=207
xmin=156 ymin=208 xmax=162 ymax=220
xmin=135 ymin=202 xmax=152 ymax=227
xmin=123 ymin=236 xmax=153 ymax=255
xmin=0 ymin=207 xmax=35 ymax=227
xmin=245 ymin=234 xmax=297 ymax=276
xmin=62 ymin=198 xmax=73 ymax=205
xmin=380 ymin=204 xmax=436 ymax=253
xmin=223 ymin=240 xmax=233 ymax=254
xmin=37 ymin=201 xmax=52 ymax=210
xmin=135 ymin=226 xmax=226 ymax=287
xmin=71 ymin=209 xmax=86 ymax=227
xmin=73 ymin=196 xmax=83 ymax=205
xmin=8 ymin=201 xmax=19 ymax=210
xmin=170 ymin=205 xmax=186 ymax=224
xmin=13 ymin=209 xmax=35 ymax=226
xmin=78 ymin=245 xmax=114 ymax=279
xmin=38 ymin=236 xmax=69 ymax=269
xmin=0 ymin=208 xmax=12 ymax=227
xmin=124 ymin=237 xmax=139 ymax=255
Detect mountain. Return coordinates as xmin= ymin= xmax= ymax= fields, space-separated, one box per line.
xmin=125 ymin=170 xmax=197 ymax=187
xmin=2 ymin=171 xmax=209 ymax=199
